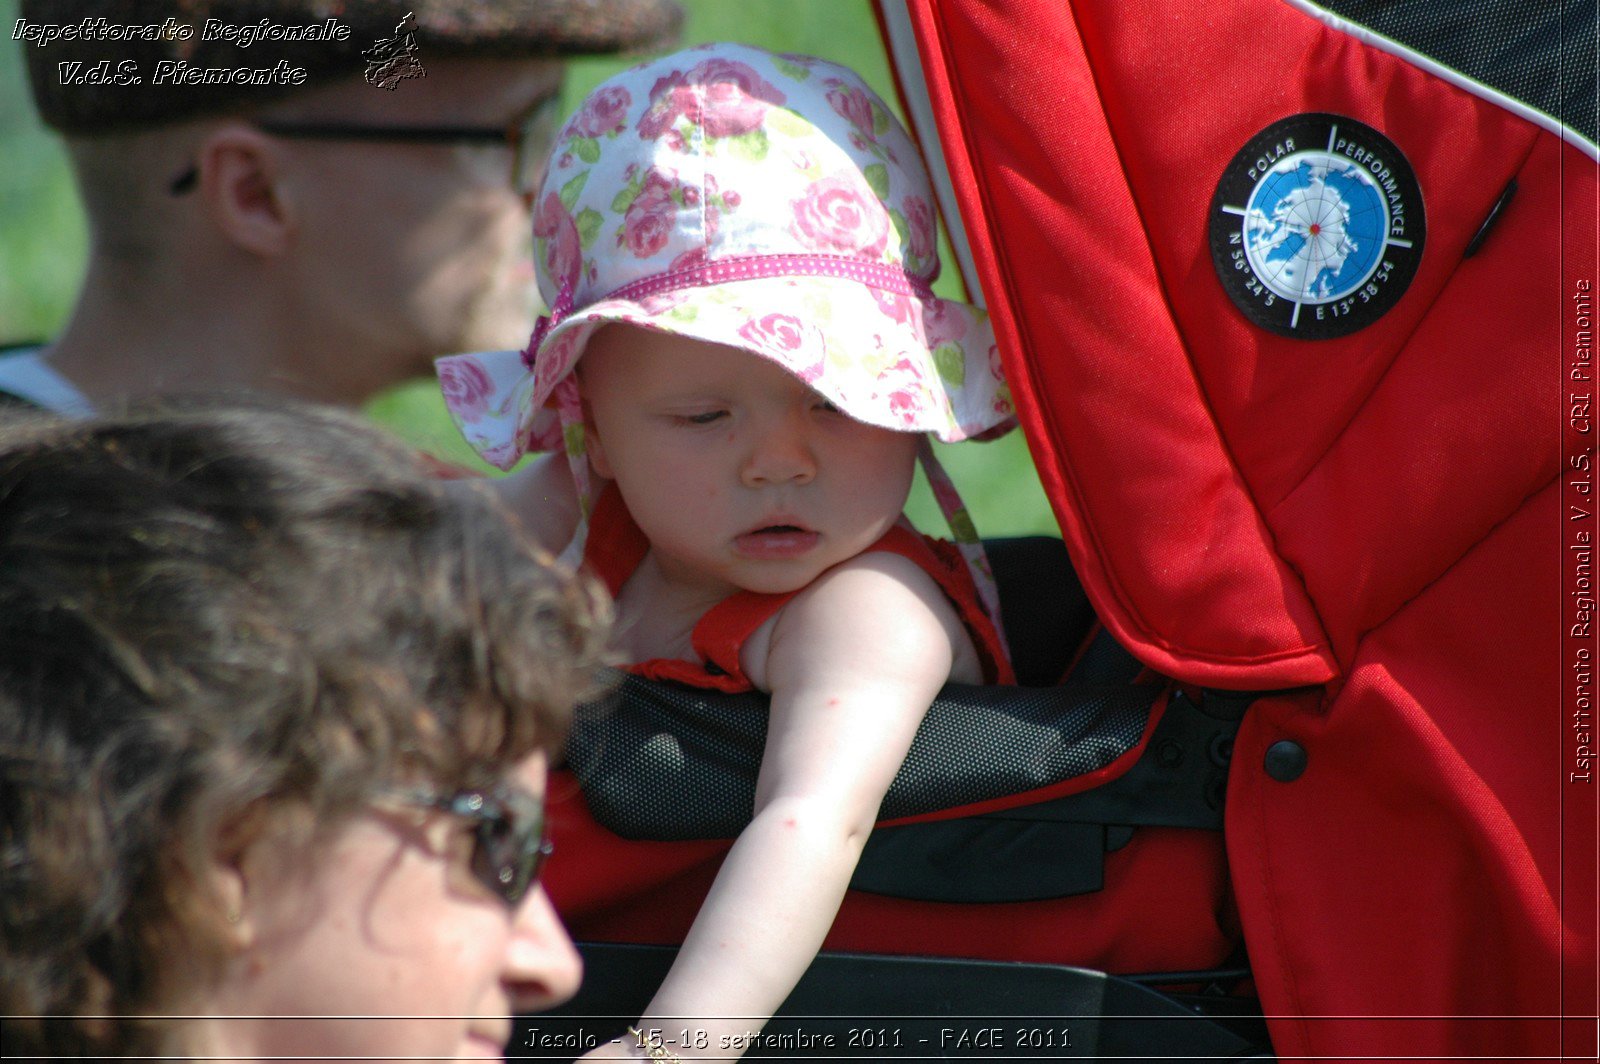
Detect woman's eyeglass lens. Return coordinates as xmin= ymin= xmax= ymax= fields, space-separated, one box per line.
xmin=388 ymin=784 xmax=552 ymax=906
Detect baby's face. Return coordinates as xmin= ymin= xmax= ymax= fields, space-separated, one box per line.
xmin=580 ymin=326 xmax=918 ymax=597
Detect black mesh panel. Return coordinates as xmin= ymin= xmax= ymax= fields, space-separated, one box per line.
xmin=1310 ymin=0 xmax=1596 ymax=145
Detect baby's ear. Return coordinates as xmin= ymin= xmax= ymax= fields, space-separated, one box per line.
xmin=580 ymin=395 xmax=615 ymax=480
xmin=585 ymin=432 xmax=614 ymax=480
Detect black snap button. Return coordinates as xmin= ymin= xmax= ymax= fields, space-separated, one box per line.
xmin=1208 ymin=733 xmax=1234 ymax=767
xmin=1264 ymin=740 xmax=1308 ymax=782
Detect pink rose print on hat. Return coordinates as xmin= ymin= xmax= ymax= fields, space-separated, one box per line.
xmin=637 ymin=290 xmax=692 ymax=315
xmin=438 ymin=355 xmax=495 ymax=420
xmin=535 ymin=330 xmax=585 ymax=394
xmin=620 ymin=168 xmax=679 ymax=258
xmin=517 ymin=421 xmax=544 ymax=456
xmin=887 ymin=387 xmax=926 ymax=427
xmin=923 ymin=298 xmax=971 ymax=347
xmin=669 ymin=246 xmax=712 ymax=272
xmin=826 ymin=79 xmax=877 ymax=141
xmin=638 ymin=59 xmax=786 ymax=142
xmin=903 ymin=195 xmax=937 ymax=273
xmin=888 ymin=354 xmax=928 ymax=384
xmin=533 ymin=192 xmax=581 ymax=290
xmin=872 ymin=288 xmax=915 ymax=326
xmin=988 ymin=345 xmax=1013 ymax=418
xmin=791 ymin=172 xmax=890 ymax=258
xmin=694 ymin=58 xmax=785 ymax=137
xmin=637 ymin=69 xmax=689 ymax=141
xmin=570 ymin=85 xmax=632 ymax=138
xmin=738 ymin=313 xmax=826 ymax=382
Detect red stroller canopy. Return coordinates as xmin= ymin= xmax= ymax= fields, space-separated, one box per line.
xmin=883 ymin=0 xmax=1597 ymax=1056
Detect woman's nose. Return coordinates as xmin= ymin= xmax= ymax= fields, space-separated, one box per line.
xmin=502 ymin=886 xmax=583 ymax=1013
xmin=740 ymin=417 xmax=817 ymax=487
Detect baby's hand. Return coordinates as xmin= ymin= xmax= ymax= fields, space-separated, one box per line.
xmin=575 ymin=1028 xmax=677 ymax=1063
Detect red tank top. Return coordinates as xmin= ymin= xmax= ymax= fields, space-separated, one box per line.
xmin=582 ymin=484 xmax=1015 ymax=688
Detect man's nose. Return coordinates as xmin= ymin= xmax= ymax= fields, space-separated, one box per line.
xmin=502 ymin=886 xmax=583 ymax=1014
xmin=740 ymin=417 xmax=817 ymax=487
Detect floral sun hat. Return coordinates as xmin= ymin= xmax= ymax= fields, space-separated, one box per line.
xmin=438 ymin=41 xmax=1014 ymax=473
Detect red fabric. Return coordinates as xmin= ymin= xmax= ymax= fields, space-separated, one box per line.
xmin=546 ymin=486 xmax=1233 ymax=974
xmin=582 ymin=483 xmax=1015 ymax=688
xmin=905 ymin=0 xmax=1338 ymax=689
xmin=899 ymin=0 xmax=1597 ymax=1056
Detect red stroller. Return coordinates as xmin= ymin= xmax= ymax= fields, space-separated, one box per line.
xmin=536 ymin=1 xmax=1599 ymax=1058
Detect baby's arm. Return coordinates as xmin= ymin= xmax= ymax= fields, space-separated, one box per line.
xmin=612 ymin=552 xmax=973 ymax=1059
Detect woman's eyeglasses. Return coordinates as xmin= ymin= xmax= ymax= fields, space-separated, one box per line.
xmin=168 ymin=91 xmax=563 ymax=197
xmin=387 ymin=783 xmax=553 ymax=907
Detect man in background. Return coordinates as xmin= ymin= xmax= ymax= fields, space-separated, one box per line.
xmin=1 ymin=0 xmax=680 ymax=414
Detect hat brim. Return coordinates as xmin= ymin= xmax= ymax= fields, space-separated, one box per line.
xmin=440 ymin=276 xmax=1016 ymax=471
xmin=582 ymin=275 xmax=1006 ymax=434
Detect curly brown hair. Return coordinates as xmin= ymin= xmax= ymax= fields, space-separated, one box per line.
xmin=0 ymin=398 xmax=612 ymax=1060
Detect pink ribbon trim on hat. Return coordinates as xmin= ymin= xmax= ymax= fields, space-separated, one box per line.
xmin=524 ymin=252 xmax=939 ymax=375
xmin=605 ymin=252 xmax=938 ymax=305
xmin=523 ymin=274 xmax=577 ymax=372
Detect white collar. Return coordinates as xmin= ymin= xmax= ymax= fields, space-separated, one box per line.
xmin=0 ymin=347 xmax=95 ymax=417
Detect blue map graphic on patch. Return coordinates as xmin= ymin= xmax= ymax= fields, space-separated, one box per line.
xmin=1243 ymin=154 xmax=1387 ymax=304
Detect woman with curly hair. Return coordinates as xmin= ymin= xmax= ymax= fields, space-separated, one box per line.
xmin=0 ymin=399 xmax=612 ymax=1061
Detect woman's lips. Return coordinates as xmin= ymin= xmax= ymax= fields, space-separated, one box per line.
xmin=734 ymin=524 xmax=820 ymax=559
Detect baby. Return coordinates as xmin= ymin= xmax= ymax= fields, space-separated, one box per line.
xmin=440 ymin=42 xmax=1015 ymax=1061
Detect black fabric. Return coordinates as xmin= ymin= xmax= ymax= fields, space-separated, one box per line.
xmin=567 ymin=675 xmax=1160 ymax=841
xmin=985 ymin=536 xmax=1095 ymax=685
xmin=851 ymin=689 xmax=1240 ymax=901
xmin=1310 ymin=0 xmax=1596 ymax=144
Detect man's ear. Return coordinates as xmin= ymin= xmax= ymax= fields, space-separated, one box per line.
xmin=195 ymin=126 xmax=295 ymax=257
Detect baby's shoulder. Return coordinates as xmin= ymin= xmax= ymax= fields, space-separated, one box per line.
xmin=741 ymin=548 xmax=981 ymax=690
xmin=489 ymin=452 xmax=582 ymax=554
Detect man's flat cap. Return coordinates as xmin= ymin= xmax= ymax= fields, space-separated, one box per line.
xmin=22 ymin=0 xmax=684 ymax=133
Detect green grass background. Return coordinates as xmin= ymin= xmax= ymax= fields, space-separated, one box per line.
xmin=0 ymin=0 xmax=1058 ymax=539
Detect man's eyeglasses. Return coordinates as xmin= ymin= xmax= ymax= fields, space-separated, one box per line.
xmin=168 ymin=91 xmax=563 ymax=198
xmin=387 ymin=782 xmax=553 ymax=907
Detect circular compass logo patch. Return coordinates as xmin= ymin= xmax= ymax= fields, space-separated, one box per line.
xmin=1209 ymin=113 xmax=1425 ymax=339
